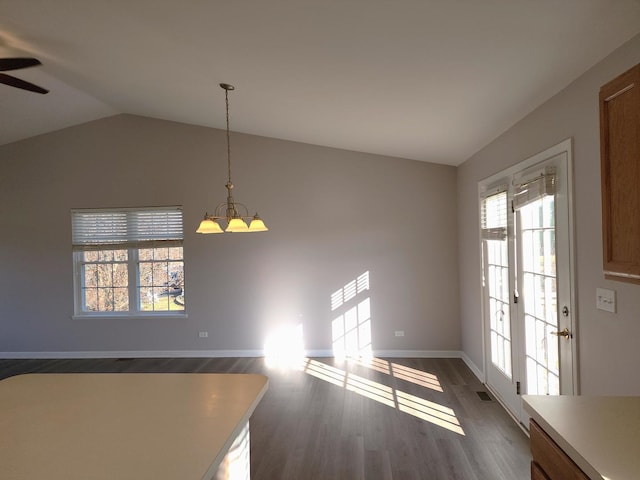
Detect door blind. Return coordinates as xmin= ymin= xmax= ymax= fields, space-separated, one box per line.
xmin=481 ymin=190 xmax=508 ymax=241
xmin=513 ymin=167 xmax=556 ymax=211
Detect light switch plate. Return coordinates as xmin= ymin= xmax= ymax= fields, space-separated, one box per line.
xmin=596 ymin=288 xmax=616 ymax=313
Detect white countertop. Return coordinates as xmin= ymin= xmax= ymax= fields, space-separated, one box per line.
xmin=523 ymin=395 xmax=640 ymax=480
xmin=0 ymin=373 xmax=269 ymax=480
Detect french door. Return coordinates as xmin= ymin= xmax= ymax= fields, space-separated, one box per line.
xmin=480 ymin=140 xmax=576 ymax=426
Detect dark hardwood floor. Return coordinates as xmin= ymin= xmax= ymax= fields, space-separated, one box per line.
xmin=0 ymin=357 xmax=531 ymax=479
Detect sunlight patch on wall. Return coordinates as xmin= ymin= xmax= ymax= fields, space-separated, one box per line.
xmin=331 ymin=271 xmax=371 ymax=359
xmin=331 ymin=271 xmax=369 ymax=311
xmin=264 ymin=323 xmax=305 ymax=369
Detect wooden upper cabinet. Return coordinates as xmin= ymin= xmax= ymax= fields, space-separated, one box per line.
xmin=600 ymin=62 xmax=640 ymax=284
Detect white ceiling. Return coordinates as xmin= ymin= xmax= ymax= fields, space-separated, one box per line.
xmin=1 ymin=0 xmax=639 ymax=165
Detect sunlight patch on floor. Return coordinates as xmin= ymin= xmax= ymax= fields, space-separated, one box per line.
xmin=391 ymin=362 xmax=443 ymax=392
xmin=304 ymin=359 xmax=346 ymax=387
xmin=350 ymin=357 xmax=443 ymax=392
xmin=303 ymin=358 xmax=465 ymax=436
xmin=352 ymin=356 xmax=391 ymax=375
xmin=396 ymin=390 xmax=464 ymax=435
xmin=345 ymin=370 xmax=396 ymax=408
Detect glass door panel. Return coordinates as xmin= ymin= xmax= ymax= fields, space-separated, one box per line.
xmin=487 ymin=238 xmax=511 ymax=378
xmin=519 ymin=196 xmax=559 ymax=396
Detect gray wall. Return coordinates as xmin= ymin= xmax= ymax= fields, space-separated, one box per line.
xmin=0 ymin=114 xmax=459 ymax=356
xmin=457 ymin=34 xmax=640 ymax=395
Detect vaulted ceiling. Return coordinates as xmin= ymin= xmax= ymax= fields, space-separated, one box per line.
xmin=1 ymin=0 xmax=639 ymax=165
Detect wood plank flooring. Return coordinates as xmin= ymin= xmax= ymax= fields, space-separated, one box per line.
xmin=0 ymin=357 xmax=531 ymax=479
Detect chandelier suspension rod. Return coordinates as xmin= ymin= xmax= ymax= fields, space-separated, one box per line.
xmin=224 ymin=84 xmax=232 ymax=185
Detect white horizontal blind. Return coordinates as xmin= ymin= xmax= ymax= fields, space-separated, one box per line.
xmin=72 ymin=206 xmax=183 ymax=250
xmin=513 ymin=166 xmax=556 ymax=211
xmin=481 ymin=189 xmax=508 ymax=241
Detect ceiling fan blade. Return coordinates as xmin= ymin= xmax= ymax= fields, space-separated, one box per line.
xmin=0 ymin=73 xmax=49 ymax=94
xmin=0 ymin=57 xmax=42 ymax=72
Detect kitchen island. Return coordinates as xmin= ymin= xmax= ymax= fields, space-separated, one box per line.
xmin=523 ymin=395 xmax=640 ymax=480
xmin=0 ymin=373 xmax=268 ymax=480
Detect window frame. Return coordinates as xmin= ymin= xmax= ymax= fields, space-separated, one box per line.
xmin=71 ymin=207 xmax=186 ymax=319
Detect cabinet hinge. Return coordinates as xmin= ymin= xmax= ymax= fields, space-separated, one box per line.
xmin=516 ymin=381 xmax=521 ymax=395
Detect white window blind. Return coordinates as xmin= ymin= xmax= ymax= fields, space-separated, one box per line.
xmin=72 ymin=207 xmax=183 ymax=250
xmin=513 ymin=166 xmax=556 ymax=211
xmin=481 ymin=189 xmax=508 ymax=241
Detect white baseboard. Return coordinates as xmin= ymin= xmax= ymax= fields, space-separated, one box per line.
xmin=304 ymin=350 xmax=333 ymax=357
xmin=302 ymin=350 xmax=464 ymax=358
xmin=460 ymin=352 xmax=485 ymax=382
xmin=372 ymin=350 xmax=463 ymax=358
xmin=1 ymin=349 xmax=466 ymax=360
xmin=0 ymin=350 xmax=264 ymax=359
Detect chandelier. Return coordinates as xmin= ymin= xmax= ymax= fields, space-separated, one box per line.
xmin=196 ymin=83 xmax=268 ymax=234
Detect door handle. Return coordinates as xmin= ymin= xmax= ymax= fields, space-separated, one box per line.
xmin=551 ymin=327 xmax=571 ymax=338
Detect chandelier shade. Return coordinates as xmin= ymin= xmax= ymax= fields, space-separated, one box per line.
xmin=248 ymin=215 xmax=268 ymax=232
xmin=197 ymin=83 xmax=268 ymax=234
xmin=226 ymin=217 xmax=250 ymax=233
xmin=196 ymin=218 xmax=224 ymax=234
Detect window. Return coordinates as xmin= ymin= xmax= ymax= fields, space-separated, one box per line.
xmin=71 ymin=207 xmax=185 ymax=316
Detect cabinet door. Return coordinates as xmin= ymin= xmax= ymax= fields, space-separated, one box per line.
xmin=600 ymin=62 xmax=640 ymax=283
xmin=531 ymin=461 xmax=551 ymax=480
xmin=529 ymin=420 xmax=590 ymax=480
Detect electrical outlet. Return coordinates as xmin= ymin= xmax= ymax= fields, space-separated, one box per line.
xmin=596 ymin=288 xmax=616 ymax=313
xmin=394 ymin=330 xmax=405 ymax=337
xmin=198 ymin=331 xmax=208 ymax=338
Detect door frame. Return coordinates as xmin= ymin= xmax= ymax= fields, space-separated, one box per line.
xmin=477 ymin=138 xmax=579 ymax=418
